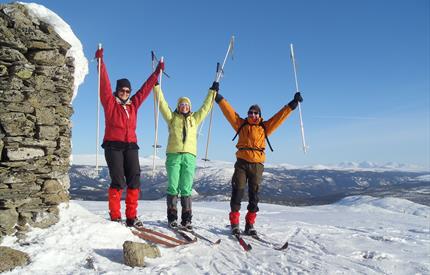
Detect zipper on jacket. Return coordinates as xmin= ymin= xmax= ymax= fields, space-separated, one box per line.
xmin=123 ymin=105 xmax=130 ymax=141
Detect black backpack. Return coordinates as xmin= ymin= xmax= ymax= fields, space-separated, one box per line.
xmin=232 ymin=120 xmax=274 ymax=152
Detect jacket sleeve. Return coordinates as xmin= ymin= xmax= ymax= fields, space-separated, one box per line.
xmin=153 ymin=84 xmax=173 ymax=122
xmin=99 ymin=59 xmax=115 ymax=110
xmin=217 ymin=97 xmax=244 ymax=132
xmin=193 ymin=90 xmax=216 ymax=125
xmin=131 ymin=70 xmax=161 ymax=109
xmin=263 ymin=105 xmax=294 ymax=136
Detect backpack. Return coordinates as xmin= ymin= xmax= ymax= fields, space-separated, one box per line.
xmin=232 ymin=120 xmax=274 ymax=152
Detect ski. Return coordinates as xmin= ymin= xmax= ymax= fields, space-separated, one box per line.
xmin=177 ymin=226 xmax=221 ymax=245
xmin=233 ymin=233 xmax=252 ymax=251
xmin=244 ymin=234 xmax=288 ymax=251
xmin=133 ymin=226 xmax=189 ymax=245
xmin=167 ymin=226 xmax=198 ymax=243
xmin=131 ymin=230 xmax=179 ymax=248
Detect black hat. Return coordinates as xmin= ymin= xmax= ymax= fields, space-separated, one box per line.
xmin=248 ymin=104 xmax=261 ymax=115
xmin=115 ymin=78 xmax=131 ymax=92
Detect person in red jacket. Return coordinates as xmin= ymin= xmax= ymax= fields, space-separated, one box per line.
xmin=95 ymin=48 xmax=164 ymax=227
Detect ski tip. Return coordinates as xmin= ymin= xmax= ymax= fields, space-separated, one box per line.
xmin=276 ymin=241 xmax=289 ymax=251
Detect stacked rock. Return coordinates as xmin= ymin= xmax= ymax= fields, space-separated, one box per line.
xmin=0 ymin=3 xmax=74 ymax=240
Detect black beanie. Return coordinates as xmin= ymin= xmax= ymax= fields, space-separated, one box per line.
xmin=115 ymin=78 xmax=131 ymax=92
xmin=248 ymin=104 xmax=262 ymax=116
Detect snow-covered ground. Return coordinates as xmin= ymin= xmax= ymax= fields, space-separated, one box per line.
xmin=1 ymin=196 xmax=429 ymax=274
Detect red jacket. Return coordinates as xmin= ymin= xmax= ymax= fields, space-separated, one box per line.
xmin=99 ymin=59 xmax=159 ymax=143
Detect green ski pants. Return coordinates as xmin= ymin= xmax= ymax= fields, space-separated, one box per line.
xmin=166 ymin=153 xmax=196 ymax=196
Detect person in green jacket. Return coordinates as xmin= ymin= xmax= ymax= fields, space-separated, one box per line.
xmin=153 ymin=82 xmax=218 ymax=230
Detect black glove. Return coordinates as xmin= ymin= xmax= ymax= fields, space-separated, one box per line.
xmin=287 ymin=92 xmax=303 ymax=110
xmin=210 ymin=81 xmax=219 ymax=92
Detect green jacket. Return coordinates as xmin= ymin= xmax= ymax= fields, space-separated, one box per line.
xmin=154 ymin=85 xmax=216 ymax=156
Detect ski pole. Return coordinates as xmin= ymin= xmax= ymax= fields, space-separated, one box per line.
xmin=96 ymin=43 xmax=102 ymax=175
xmin=203 ymin=36 xmax=235 ymax=162
xmin=202 ymin=63 xmax=220 ymax=162
xmin=216 ymin=36 xmax=235 ymax=82
xmin=290 ymin=43 xmax=308 ymax=154
xmin=152 ymin=56 xmax=163 ymax=177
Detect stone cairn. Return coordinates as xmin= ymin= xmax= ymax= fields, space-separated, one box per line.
xmin=0 ymin=3 xmax=74 ymax=241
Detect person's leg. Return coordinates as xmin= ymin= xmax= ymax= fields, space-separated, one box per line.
xmin=244 ymin=162 xmax=264 ymax=235
xmin=166 ymin=194 xmax=178 ymax=227
xmin=124 ymin=148 xmax=141 ymax=224
xmin=229 ymin=159 xmax=247 ymax=234
xmin=104 ymin=147 xmax=126 ymax=220
xmin=178 ymin=154 xmax=196 ymax=229
xmin=180 ymin=196 xmax=192 ymax=229
xmin=108 ymin=188 xmax=122 ymax=221
xmin=165 ymin=153 xmax=181 ymax=226
xmin=166 ymin=153 xmax=181 ymax=196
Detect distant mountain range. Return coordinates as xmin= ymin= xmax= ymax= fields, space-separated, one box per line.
xmin=69 ymin=156 xmax=430 ymax=206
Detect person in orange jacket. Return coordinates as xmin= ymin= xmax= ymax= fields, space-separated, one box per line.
xmin=95 ymin=48 xmax=164 ymax=228
xmin=214 ymin=82 xmax=303 ymax=235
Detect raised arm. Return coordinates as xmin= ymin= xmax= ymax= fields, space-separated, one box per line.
xmin=263 ymin=92 xmax=303 ymax=136
xmin=131 ymin=61 xmax=164 ymax=109
xmin=214 ymin=85 xmax=244 ymax=132
xmin=192 ymin=86 xmax=217 ymax=125
xmin=95 ymin=48 xmax=115 ymax=113
xmin=153 ymin=84 xmax=173 ymax=122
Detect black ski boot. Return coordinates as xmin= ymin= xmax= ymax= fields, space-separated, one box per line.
xmin=244 ymin=223 xmax=257 ymax=236
xmin=167 ymin=208 xmax=178 ymax=228
xmin=231 ymin=224 xmax=240 ymax=235
xmin=180 ymin=196 xmax=193 ymax=231
xmin=126 ymin=217 xmax=144 ymax=228
xmin=167 ymin=195 xmax=178 ymax=228
xmin=181 ymin=210 xmax=192 ymax=231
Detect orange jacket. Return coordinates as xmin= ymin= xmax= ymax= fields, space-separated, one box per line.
xmin=217 ymin=98 xmax=293 ymax=163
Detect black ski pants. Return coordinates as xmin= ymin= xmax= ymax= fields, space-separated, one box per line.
xmin=104 ymin=144 xmax=141 ymax=190
xmin=230 ymin=158 xmax=264 ymax=213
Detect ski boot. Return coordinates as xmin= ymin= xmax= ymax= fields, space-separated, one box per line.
xmin=168 ymin=220 xmax=178 ymax=229
xmin=231 ymin=224 xmax=240 ymax=235
xmin=126 ymin=217 xmax=144 ymax=228
xmin=244 ymin=223 xmax=257 ymax=236
xmin=181 ymin=210 xmax=193 ymax=231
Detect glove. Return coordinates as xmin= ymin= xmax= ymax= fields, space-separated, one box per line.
xmin=294 ymin=92 xmax=303 ymax=103
xmin=155 ymin=60 xmax=165 ymax=74
xmin=287 ymin=92 xmax=303 ymax=110
xmin=210 ymin=81 xmax=219 ymax=92
xmin=95 ymin=48 xmax=103 ymax=59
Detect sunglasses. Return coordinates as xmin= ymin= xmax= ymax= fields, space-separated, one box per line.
xmin=118 ymin=88 xmax=131 ymax=94
xmin=248 ymin=111 xmax=259 ymax=115
xmin=179 ymin=103 xmax=189 ymax=107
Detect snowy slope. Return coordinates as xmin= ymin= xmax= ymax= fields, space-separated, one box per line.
xmin=1 ymin=196 xmax=429 ymax=274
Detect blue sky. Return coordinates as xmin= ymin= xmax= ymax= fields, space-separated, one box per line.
xmin=11 ymin=0 xmax=429 ymax=168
